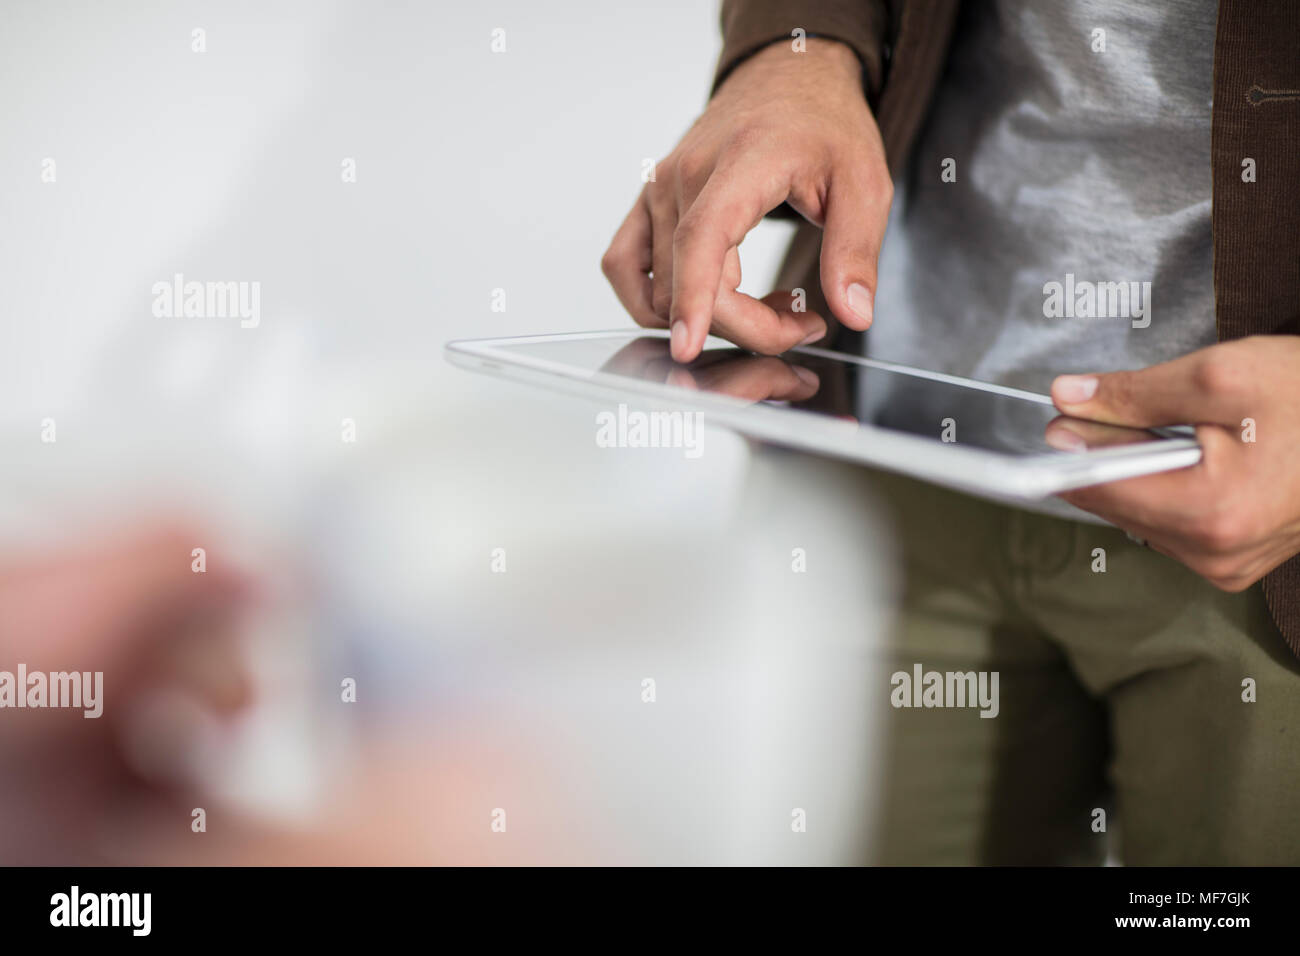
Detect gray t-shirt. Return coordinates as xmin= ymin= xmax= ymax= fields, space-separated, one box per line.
xmin=865 ymin=0 xmax=1218 ymax=393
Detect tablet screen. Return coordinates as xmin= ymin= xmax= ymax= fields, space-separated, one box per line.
xmin=492 ymin=333 xmax=1164 ymax=458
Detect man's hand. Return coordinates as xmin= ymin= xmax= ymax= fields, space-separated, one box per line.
xmin=1050 ymin=336 xmax=1300 ymax=591
xmin=601 ymin=38 xmax=892 ymax=363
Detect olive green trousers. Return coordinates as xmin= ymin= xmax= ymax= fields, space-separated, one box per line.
xmin=860 ymin=469 xmax=1300 ymax=865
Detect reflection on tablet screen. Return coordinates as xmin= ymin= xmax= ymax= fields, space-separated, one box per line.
xmin=499 ymin=334 xmax=1167 ymax=458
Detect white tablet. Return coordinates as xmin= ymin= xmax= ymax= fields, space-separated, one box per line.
xmin=445 ymin=329 xmax=1201 ymax=501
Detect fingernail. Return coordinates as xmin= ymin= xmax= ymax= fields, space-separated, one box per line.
xmin=799 ymin=329 xmax=824 ymax=347
xmin=847 ymin=283 xmax=874 ymax=326
xmin=670 ymin=321 xmax=689 ymax=359
xmin=792 ymin=366 xmax=819 ymax=389
xmin=1054 ymin=375 xmax=1098 ymax=404
xmin=1045 ymin=428 xmax=1087 ymax=453
xmin=667 ymin=369 xmax=697 ymax=390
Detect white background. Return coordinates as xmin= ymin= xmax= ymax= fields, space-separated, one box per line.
xmin=0 ymin=1 xmax=888 ymax=865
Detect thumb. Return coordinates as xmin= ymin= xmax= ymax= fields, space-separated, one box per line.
xmin=1050 ymin=350 xmax=1245 ymax=429
xmin=819 ymin=170 xmax=891 ymax=332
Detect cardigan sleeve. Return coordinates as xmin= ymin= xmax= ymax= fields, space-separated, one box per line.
xmin=713 ymin=0 xmax=891 ymax=98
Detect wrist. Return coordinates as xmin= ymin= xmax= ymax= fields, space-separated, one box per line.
xmin=722 ymin=35 xmax=864 ymax=94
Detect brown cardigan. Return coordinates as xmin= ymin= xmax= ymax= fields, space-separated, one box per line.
xmin=716 ymin=0 xmax=1300 ymax=657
